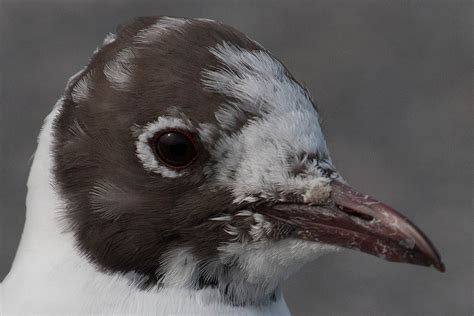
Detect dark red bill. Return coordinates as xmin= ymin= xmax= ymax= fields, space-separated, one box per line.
xmin=256 ymin=180 xmax=445 ymax=272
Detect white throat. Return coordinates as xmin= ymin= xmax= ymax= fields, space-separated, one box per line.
xmin=0 ymin=100 xmax=291 ymax=316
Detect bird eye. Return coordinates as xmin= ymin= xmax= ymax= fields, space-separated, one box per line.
xmin=153 ymin=130 xmax=197 ymax=168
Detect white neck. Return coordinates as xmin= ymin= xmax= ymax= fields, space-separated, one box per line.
xmin=1 ymin=101 xmax=290 ymax=316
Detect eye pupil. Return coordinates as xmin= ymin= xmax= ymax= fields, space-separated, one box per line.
xmin=155 ymin=131 xmax=197 ymax=168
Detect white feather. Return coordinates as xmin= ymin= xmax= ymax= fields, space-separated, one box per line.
xmin=134 ymin=16 xmax=188 ymax=45
xmin=103 ymin=32 xmax=116 ymax=45
xmin=218 ymin=239 xmax=339 ymax=301
xmin=202 ymin=42 xmax=334 ymax=204
xmin=71 ymin=70 xmax=94 ymax=103
xmin=104 ymin=47 xmax=136 ymax=91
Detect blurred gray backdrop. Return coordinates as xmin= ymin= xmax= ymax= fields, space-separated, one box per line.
xmin=0 ymin=1 xmax=472 ymax=315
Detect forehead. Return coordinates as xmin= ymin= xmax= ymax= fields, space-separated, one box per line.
xmin=65 ymin=16 xmax=318 ymax=133
xmin=65 ymin=17 xmax=257 ymax=126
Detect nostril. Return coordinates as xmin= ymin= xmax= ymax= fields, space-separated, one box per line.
xmin=337 ymin=205 xmax=374 ymax=222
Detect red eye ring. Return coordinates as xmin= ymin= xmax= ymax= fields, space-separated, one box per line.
xmin=150 ymin=129 xmax=198 ymax=170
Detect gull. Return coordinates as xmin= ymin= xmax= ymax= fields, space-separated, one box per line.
xmin=0 ymin=16 xmax=444 ymax=315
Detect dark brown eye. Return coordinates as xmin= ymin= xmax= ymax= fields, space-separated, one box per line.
xmin=153 ymin=131 xmax=197 ymax=168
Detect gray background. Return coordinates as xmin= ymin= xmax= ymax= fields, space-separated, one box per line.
xmin=0 ymin=0 xmax=472 ymax=315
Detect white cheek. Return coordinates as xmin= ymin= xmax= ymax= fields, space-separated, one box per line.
xmin=211 ymin=115 xmax=331 ymax=203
